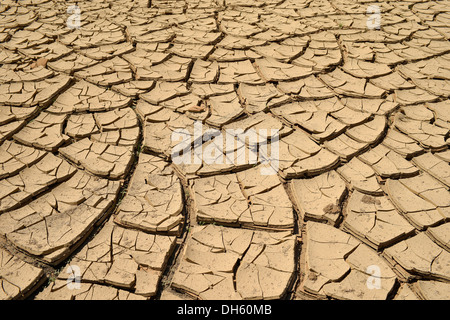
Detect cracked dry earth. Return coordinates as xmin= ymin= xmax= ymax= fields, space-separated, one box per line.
xmin=0 ymin=0 xmax=449 ymax=301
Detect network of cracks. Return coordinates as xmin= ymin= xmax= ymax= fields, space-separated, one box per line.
xmin=0 ymin=0 xmax=449 ymax=300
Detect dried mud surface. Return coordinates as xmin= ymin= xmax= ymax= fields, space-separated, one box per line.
xmin=0 ymin=0 xmax=449 ymax=300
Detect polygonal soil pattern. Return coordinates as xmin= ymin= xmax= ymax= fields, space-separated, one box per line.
xmin=0 ymin=0 xmax=449 ymax=301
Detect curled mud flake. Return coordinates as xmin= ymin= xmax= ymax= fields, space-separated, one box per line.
xmin=0 ymin=171 xmax=120 ymax=265
xmin=115 ymin=154 xmax=184 ymax=235
xmin=36 ymin=221 xmax=176 ymax=298
xmin=385 ymin=173 xmax=450 ymax=230
xmin=344 ymin=191 xmax=415 ymax=250
xmin=0 ymin=247 xmax=45 ymax=300
xmin=383 ymin=233 xmax=450 ymax=282
xmin=1 ymin=0 xmax=450 ymax=302
xmin=290 ymin=170 xmax=346 ymax=225
xmin=171 ymin=225 xmax=296 ymax=300
xmin=303 ymin=222 xmax=397 ymax=300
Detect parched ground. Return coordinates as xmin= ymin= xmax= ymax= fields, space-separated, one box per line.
xmin=0 ymin=0 xmax=449 ymax=300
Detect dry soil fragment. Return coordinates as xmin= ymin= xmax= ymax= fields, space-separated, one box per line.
xmin=216 ymin=35 xmax=266 ymax=50
xmin=140 ymin=81 xmax=189 ymax=105
xmin=48 ymin=80 xmax=132 ymax=113
xmin=171 ymin=225 xmax=296 ymax=300
xmin=0 ymin=64 xmax=54 ymax=84
xmin=0 ymin=247 xmax=45 ymax=300
xmin=157 ymin=94 xmax=204 ymax=118
xmin=209 ymin=47 xmax=261 ymax=61
xmin=218 ymin=60 xmax=264 ymax=85
xmin=79 ymin=43 xmax=134 ymax=61
xmin=94 ymin=107 xmax=139 ymax=132
xmin=0 ymin=121 xmax=27 ymax=145
xmin=74 ymin=57 xmax=133 ymax=86
xmin=91 ymin=126 xmax=140 ymax=148
xmin=0 ymin=74 xmax=71 ymax=107
xmin=426 ymin=101 xmax=450 ymax=130
xmin=412 ymin=78 xmax=450 ymax=97
xmin=0 ymin=106 xmax=38 ymax=126
xmin=206 ymin=92 xmax=244 ymax=127
xmin=111 ymin=80 xmax=155 ymax=98
xmin=130 ymin=27 xmax=174 ymax=44
xmin=115 ymin=154 xmax=184 ymax=235
xmin=59 ymin=27 xmax=125 ymax=49
xmin=342 ymin=58 xmax=392 ymax=78
xmin=90 ymin=108 xmax=139 ymax=147
xmin=403 ymin=104 xmax=436 ymax=121
xmin=169 ymin=43 xmax=214 ymax=59
xmin=319 ymin=69 xmax=386 ymax=98
xmin=59 ymin=138 xmax=134 ymax=179
xmin=341 ymin=41 xmax=374 ymax=61
xmin=173 ymin=28 xmax=221 ymax=45
xmin=412 ymin=152 xmax=450 ymax=188
xmin=289 ymin=170 xmax=346 ymax=225
xmin=397 ymin=55 xmax=450 ymax=80
xmin=0 ymin=49 xmax=22 ymax=64
xmin=345 ymin=115 xmax=387 ymax=145
xmin=251 ymin=43 xmax=304 ymax=62
xmin=271 ymin=99 xmax=348 ymax=142
xmin=237 ymin=167 xmax=293 ymax=229
xmin=277 ymin=75 xmax=335 ymax=100
xmin=3 ymin=29 xmax=50 ymax=50
xmin=47 ymin=53 xmax=98 ymax=74
xmin=0 ymin=171 xmax=120 ymax=264
xmin=387 ymin=40 xmax=450 ymax=61
xmin=344 ymin=191 xmax=415 ymax=249
xmin=426 ymin=223 xmax=450 ymax=252
xmin=358 ymin=144 xmax=419 ymax=178
xmin=125 ymin=21 xmax=173 ymax=43
xmin=434 ymin=150 xmax=450 ymax=163
xmin=53 ymin=221 xmax=176 ymax=297
xmin=393 ymin=113 xmax=448 ymax=151
xmin=337 ymin=157 xmax=383 ymax=195
xmin=395 ymin=88 xmax=439 ymax=105
xmin=254 ymin=58 xmax=314 ymax=82
xmin=385 ymin=173 xmax=450 ymax=230
xmin=136 ymin=55 xmax=192 ymax=81
xmin=36 ymin=281 xmax=147 ymax=300
xmin=393 ymin=284 xmax=420 ymax=300
xmin=171 ymin=126 xmax=264 ymax=180
xmin=223 ymin=112 xmax=291 ymax=143
xmin=191 ymin=173 xmax=249 ymax=226
xmin=138 ymin=104 xmax=200 ymax=159
xmin=259 ymin=14 xmax=317 ymax=36
xmin=413 ymin=280 xmax=450 ymax=300
xmin=369 ymin=72 xmax=414 ymax=91
xmin=400 ymin=104 xmax=434 ymax=126
xmin=189 ymin=59 xmax=219 ymax=83
xmin=181 ymin=16 xmax=217 ymax=31
xmin=220 ymin=20 xmax=263 ymax=37
xmin=276 ymin=130 xmax=340 ymax=179
xmin=122 ymin=49 xmax=170 ymax=71
xmin=292 ymin=33 xmax=341 ymax=72
xmin=191 ymin=166 xmax=294 ymax=229
xmin=381 ymin=129 xmax=424 ymax=158
xmin=0 ymin=152 xmax=76 ymax=213
xmin=238 ymin=83 xmax=290 ymax=114
xmin=0 ymin=140 xmax=47 ymax=179
xmin=384 ymin=233 xmax=450 ymax=281
xmin=321 ymin=245 xmax=397 ymax=300
xmin=303 ymin=222 xmax=397 ymax=300
xmin=0 ymin=5 xmax=36 ymax=29
xmin=65 ymin=113 xmax=99 ymax=139
xmin=324 ymin=133 xmax=369 ymax=161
